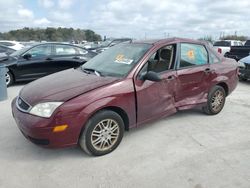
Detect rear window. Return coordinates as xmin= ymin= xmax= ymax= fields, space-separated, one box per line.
xmin=244 ymin=40 xmax=250 ymax=46
xmin=213 ymin=41 xmax=231 ymax=47
xmin=55 ymin=45 xmax=77 ymax=55
xmin=233 ymin=42 xmax=238 ymax=46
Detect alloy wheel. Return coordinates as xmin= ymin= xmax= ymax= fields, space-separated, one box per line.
xmin=5 ymin=73 xmax=10 ymax=86
xmin=211 ymin=90 xmax=224 ymax=113
xmin=91 ymin=119 xmax=120 ymax=151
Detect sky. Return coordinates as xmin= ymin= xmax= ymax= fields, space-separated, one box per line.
xmin=0 ymin=0 xmax=250 ymax=39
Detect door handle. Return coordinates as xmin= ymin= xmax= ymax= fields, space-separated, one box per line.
xmin=73 ymin=56 xmax=80 ymax=60
xmin=204 ymin=68 xmax=211 ymax=74
xmin=167 ymin=75 xmax=175 ymax=81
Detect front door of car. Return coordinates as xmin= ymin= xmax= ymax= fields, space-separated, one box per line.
xmin=15 ymin=44 xmax=53 ymax=80
xmin=175 ymin=43 xmax=211 ymax=107
xmin=134 ymin=44 xmax=178 ymax=125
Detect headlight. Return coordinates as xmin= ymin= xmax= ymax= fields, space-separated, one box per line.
xmin=29 ymin=102 xmax=63 ymax=118
xmin=238 ymin=61 xmax=246 ymax=69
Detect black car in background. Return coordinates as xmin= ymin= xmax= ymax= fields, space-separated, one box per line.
xmin=225 ymin=40 xmax=250 ymax=61
xmin=0 ymin=43 xmax=97 ymax=86
xmin=89 ymin=38 xmax=132 ymax=53
xmin=0 ymin=45 xmax=16 ymax=55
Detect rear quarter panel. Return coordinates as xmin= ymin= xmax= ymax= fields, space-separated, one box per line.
xmin=209 ymin=57 xmax=238 ymax=95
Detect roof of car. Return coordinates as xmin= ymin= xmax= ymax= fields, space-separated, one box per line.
xmin=0 ymin=40 xmax=17 ymax=43
xmin=29 ymin=42 xmax=86 ymax=48
xmin=134 ymin=37 xmax=206 ymax=45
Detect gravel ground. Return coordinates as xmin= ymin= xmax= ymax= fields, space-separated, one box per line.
xmin=0 ymin=82 xmax=250 ymax=188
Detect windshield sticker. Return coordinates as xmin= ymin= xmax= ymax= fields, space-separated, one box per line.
xmin=187 ymin=50 xmax=195 ymax=59
xmin=115 ymin=54 xmax=134 ymax=64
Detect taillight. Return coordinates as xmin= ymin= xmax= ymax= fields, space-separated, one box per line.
xmin=218 ymin=48 xmax=222 ymax=54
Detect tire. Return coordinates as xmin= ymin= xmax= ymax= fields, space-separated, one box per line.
xmin=79 ymin=110 xmax=124 ymax=156
xmin=203 ymin=85 xmax=226 ymax=115
xmin=6 ymin=71 xmax=14 ymax=87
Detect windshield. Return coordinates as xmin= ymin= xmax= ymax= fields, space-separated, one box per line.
xmin=82 ymin=43 xmax=152 ymax=77
xmin=10 ymin=46 xmax=30 ymax=57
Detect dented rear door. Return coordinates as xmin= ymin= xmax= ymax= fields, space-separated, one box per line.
xmin=175 ymin=43 xmax=211 ymax=107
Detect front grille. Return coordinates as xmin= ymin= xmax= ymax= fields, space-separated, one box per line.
xmin=16 ymin=97 xmax=31 ymax=112
xmin=20 ymin=130 xmax=49 ymax=145
xmin=28 ymin=136 xmax=50 ymax=145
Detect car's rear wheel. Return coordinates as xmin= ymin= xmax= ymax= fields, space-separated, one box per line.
xmin=203 ymin=85 xmax=226 ymax=115
xmin=79 ymin=110 xmax=124 ymax=156
xmin=6 ymin=71 xmax=13 ymax=87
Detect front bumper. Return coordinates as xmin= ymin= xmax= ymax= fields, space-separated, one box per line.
xmin=11 ymin=97 xmax=81 ymax=148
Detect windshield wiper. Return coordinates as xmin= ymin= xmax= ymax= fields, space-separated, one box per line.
xmin=81 ymin=67 xmax=102 ymax=77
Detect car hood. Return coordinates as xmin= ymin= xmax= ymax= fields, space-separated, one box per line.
xmin=19 ymin=68 xmax=120 ymax=106
xmin=240 ymin=55 xmax=250 ymax=64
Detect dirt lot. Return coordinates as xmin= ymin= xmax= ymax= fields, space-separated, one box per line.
xmin=0 ymin=82 xmax=250 ymax=188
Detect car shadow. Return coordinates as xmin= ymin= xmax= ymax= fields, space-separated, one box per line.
xmin=1 ymin=108 xmax=207 ymax=161
xmin=239 ymin=80 xmax=250 ymax=85
xmin=0 ymin=137 xmax=90 ymax=161
xmin=124 ymin=108 xmax=205 ymax=137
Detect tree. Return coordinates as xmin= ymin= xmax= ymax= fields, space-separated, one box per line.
xmin=0 ymin=27 xmax=102 ymax=42
xmin=199 ymin=35 xmax=214 ymax=42
xmin=220 ymin=35 xmax=247 ymax=41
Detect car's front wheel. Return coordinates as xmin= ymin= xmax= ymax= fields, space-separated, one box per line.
xmin=203 ymin=85 xmax=226 ymax=115
xmin=79 ymin=110 xmax=124 ymax=156
xmin=6 ymin=71 xmax=13 ymax=87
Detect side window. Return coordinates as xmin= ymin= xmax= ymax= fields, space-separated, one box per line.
xmin=138 ymin=45 xmax=176 ymax=77
xmin=179 ymin=43 xmax=208 ymax=68
xmin=77 ymin=47 xmax=88 ymax=55
xmin=26 ymin=45 xmax=51 ymax=57
xmin=209 ymin=52 xmax=220 ymax=64
xmin=146 ymin=45 xmax=176 ymax=73
xmin=55 ymin=45 xmax=77 ymax=55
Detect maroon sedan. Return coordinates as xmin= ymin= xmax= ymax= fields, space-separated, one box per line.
xmin=12 ymin=38 xmax=238 ymax=156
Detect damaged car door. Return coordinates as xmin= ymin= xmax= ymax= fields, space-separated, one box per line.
xmin=134 ymin=44 xmax=178 ymax=124
xmin=175 ymin=43 xmax=211 ymax=107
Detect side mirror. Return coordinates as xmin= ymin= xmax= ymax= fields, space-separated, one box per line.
xmin=23 ymin=53 xmax=32 ymax=60
xmin=139 ymin=71 xmax=162 ymax=82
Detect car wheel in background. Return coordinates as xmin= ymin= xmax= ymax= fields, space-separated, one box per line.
xmin=6 ymin=71 xmax=13 ymax=87
xmin=79 ymin=110 xmax=124 ymax=156
xmin=203 ymin=85 xmax=226 ymax=115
